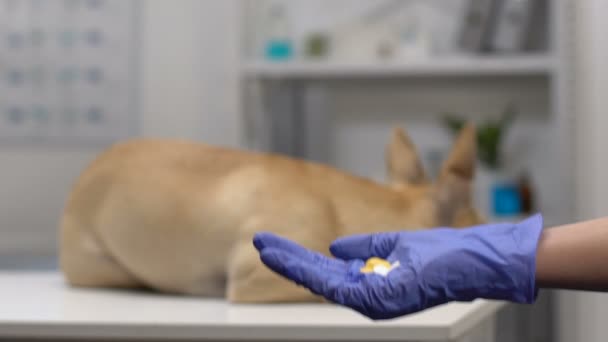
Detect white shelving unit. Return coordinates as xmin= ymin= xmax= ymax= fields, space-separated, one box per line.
xmin=240 ymin=1 xmax=573 ymax=222
xmin=243 ymin=55 xmax=555 ymax=79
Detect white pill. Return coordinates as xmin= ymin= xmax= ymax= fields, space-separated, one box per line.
xmin=372 ymin=261 xmax=400 ymax=276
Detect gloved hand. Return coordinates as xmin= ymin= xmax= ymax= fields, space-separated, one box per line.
xmin=253 ymin=214 xmax=544 ymax=320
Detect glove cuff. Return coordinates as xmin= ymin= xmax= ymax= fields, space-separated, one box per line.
xmin=451 ymin=213 xmax=544 ymax=304
xmin=479 ymin=213 xmax=544 ymax=304
xmin=514 ymin=213 xmax=544 ymax=303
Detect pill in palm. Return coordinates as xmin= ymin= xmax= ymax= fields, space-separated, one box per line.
xmin=360 ymin=257 xmax=400 ymax=276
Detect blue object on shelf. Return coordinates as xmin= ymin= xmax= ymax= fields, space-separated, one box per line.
xmin=492 ymin=182 xmax=521 ymax=216
xmin=265 ymin=39 xmax=293 ymax=61
xmin=263 ymin=3 xmax=293 ymax=62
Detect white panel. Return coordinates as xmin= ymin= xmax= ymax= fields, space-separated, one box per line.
xmin=1 ymin=0 xmax=245 ymax=255
xmin=0 ymin=0 xmax=139 ymax=143
xmin=140 ymin=0 xmax=242 ymax=147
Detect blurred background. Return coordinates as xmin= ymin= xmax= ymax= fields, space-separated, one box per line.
xmin=0 ymin=0 xmax=607 ymax=341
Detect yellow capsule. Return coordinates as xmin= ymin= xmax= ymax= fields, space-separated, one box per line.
xmin=360 ymin=257 xmax=392 ymax=274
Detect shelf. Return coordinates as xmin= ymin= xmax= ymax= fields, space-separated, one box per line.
xmin=0 ymin=271 xmax=505 ymax=341
xmin=242 ymin=55 xmax=555 ymax=79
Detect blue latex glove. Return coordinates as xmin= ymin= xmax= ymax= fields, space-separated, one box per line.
xmin=253 ymin=214 xmax=544 ymax=320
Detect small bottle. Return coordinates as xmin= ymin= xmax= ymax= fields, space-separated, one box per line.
xmin=263 ymin=3 xmax=293 ymax=61
xmin=392 ymin=7 xmax=430 ymax=60
xmin=491 ymin=181 xmax=521 ymax=218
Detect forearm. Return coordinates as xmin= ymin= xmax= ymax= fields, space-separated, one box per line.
xmin=536 ymin=217 xmax=608 ymax=291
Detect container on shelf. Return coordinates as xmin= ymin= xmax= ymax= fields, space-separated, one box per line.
xmin=262 ymin=2 xmax=294 ymax=62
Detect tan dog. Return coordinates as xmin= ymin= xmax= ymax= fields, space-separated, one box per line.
xmin=60 ymin=125 xmax=481 ymax=302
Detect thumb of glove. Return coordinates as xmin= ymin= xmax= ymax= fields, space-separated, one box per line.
xmin=330 ymin=232 xmax=399 ymax=260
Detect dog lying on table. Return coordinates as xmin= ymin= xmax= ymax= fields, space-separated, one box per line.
xmin=59 ymin=124 xmax=482 ymax=302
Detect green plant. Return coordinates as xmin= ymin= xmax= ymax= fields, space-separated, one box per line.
xmin=305 ymin=32 xmax=329 ymax=58
xmin=442 ymin=104 xmax=517 ymax=170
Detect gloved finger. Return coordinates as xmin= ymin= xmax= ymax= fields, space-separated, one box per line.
xmin=253 ymin=232 xmax=311 ymax=253
xmin=331 ymin=282 xmax=398 ymax=319
xmin=259 ymin=247 xmax=349 ymax=296
xmin=331 ymin=269 xmax=420 ymax=320
xmin=254 ymin=232 xmax=347 ymax=273
xmin=260 ymin=247 xmax=405 ymax=319
xmin=259 ymin=247 xmax=382 ymax=310
xmin=330 ymin=232 xmax=399 ymax=260
xmin=274 ymin=259 xmax=410 ymax=320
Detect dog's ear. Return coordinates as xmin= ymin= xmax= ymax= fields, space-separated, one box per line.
xmin=439 ymin=123 xmax=476 ymax=182
xmin=386 ymin=127 xmax=427 ymax=185
xmin=434 ymin=123 xmax=478 ymax=225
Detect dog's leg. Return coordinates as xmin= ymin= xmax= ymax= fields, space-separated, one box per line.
xmin=60 ymin=215 xmax=142 ymax=288
xmin=226 ymin=207 xmax=338 ymax=303
xmin=226 ymin=238 xmax=321 ymax=303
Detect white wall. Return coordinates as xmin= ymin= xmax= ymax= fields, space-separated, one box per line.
xmin=142 ymin=0 xmax=242 ymax=145
xmin=555 ymin=0 xmax=608 ymax=341
xmin=0 ymin=0 xmax=242 ymax=256
xmin=0 ymin=147 xmax=100 ymax=255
